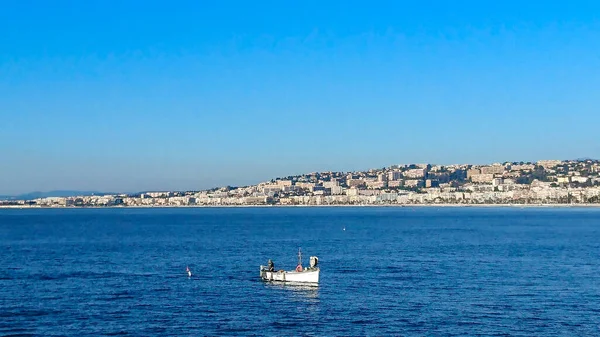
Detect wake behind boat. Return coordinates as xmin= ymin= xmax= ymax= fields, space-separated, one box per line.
xmin=260 ymin=248 xmax=319 ymax=285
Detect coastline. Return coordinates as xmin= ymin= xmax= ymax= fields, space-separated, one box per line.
xmin=1 ymin=203 xmax=600 ymax=209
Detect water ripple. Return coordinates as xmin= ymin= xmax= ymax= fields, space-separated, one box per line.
xmin=1 ymin=207 xmax=600 ymax=336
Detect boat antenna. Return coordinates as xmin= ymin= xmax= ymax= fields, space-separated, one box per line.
xmin=298 ymin=247 xmax=302 ymax=266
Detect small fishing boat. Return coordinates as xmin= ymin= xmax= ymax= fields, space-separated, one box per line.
xmin=260 ymin=248 xmax=319 ymax=285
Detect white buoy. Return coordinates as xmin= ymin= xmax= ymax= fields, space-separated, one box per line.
xmin=343 ymin=227 xmax=346 ymax=231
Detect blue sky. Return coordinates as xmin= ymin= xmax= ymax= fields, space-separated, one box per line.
xmin=1 ymin=1 xmax=600 ymax=194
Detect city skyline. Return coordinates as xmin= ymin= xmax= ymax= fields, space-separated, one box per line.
xmin=2 ymin=1 xmax=600 ymax=194
xmin=2 ymin=158 xmax=599 ymax=206
xmin=1 ymin=157 xmax=598 ymax=197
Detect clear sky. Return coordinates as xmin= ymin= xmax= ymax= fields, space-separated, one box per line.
xmin=1 ymin=1 xmax=600 ymax=195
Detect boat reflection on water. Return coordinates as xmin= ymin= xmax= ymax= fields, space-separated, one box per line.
xmin=263 ymin=282 xmax=320 ymax=301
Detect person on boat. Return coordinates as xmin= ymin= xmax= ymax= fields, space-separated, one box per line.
xmin=267 ymin=259 xmax=275 ymax=272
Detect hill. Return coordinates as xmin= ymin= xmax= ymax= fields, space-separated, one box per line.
xmin=3 ymin=190 xmax=117 ymax=200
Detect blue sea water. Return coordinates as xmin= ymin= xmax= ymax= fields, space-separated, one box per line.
xmin=1 ymin=207 xmax=600 ymax=336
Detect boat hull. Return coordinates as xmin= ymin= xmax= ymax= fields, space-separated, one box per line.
xmin=260 ymin=267 xmax=319 ymax=284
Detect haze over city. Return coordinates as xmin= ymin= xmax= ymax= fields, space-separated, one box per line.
xmin=1 ymin=1 xmax=600 ymax=195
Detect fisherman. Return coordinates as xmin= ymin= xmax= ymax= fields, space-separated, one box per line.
xmin=267 ymin=259 xmax=275 ymax=272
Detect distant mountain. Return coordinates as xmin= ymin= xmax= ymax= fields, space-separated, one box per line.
xmin=9 ymin=190 xmax=118 ymax=200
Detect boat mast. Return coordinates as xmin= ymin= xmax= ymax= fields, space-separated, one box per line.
xmin=298 ymin=247 xmax=302 ymax=266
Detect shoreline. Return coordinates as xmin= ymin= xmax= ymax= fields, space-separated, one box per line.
xmin=1 ymin=203 xmax=600 ymax=209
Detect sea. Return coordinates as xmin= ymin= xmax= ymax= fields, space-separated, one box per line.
xmin=1 ymin=206 xmax=600 ymax=336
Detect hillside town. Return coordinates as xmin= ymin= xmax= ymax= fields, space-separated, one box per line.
xmin=2 ymin=159 xmax=600 ymax=208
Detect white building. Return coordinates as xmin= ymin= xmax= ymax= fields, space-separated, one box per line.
xmin=404 ymin=169 xmax=426 ymax=179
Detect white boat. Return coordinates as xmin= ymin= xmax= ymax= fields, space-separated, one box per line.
xmin=260 ymin=248 xmax=319 ymax=285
